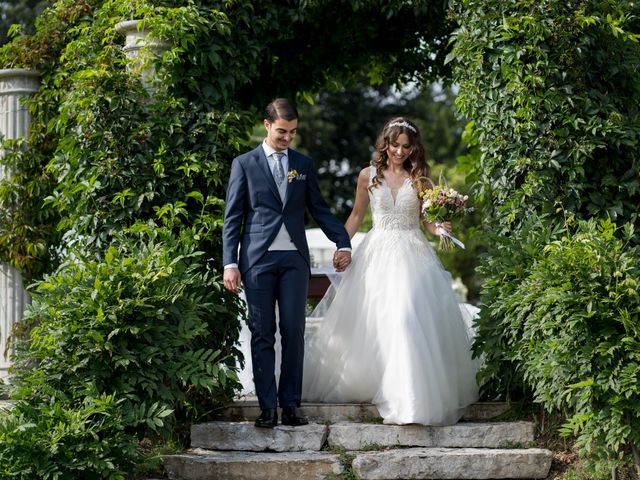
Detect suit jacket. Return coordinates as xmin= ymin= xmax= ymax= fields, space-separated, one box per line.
xmin=222 ymin=145 xmax=351 ymax=274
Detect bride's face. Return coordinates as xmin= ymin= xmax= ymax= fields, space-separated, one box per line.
xmin=386 ymin=133 xmax=412 ymax=166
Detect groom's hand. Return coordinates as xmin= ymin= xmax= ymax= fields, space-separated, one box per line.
xmin=333 ymin=251 xmax=352 ymax=272
xmin=223 ymin=267 xmax=242 ymax=293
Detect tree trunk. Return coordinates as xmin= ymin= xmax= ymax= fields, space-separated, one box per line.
xmin=631 ymin=442 xmax=640 ymax=477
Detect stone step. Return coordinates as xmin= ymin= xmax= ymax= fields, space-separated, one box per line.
xmin=222 ymin=399 xmax=512 ymax=423
xmin=163 ymin=448 xmax=343 ymax=480
xmin=163 ymin=446 xmax=553 ymax=480
xmin=327 ymin=421 xmax=535 ymax=450
xmin=192 ymin=419 xmax=535 ymax=453
xmin=352 ymin=447 xmax=554 ymax=479
xmin=191 ymin=421 xmax=328 ymax=452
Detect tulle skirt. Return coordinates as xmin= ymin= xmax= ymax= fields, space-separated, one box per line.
xmin=302 ymin=226 xmax=480 ymax=425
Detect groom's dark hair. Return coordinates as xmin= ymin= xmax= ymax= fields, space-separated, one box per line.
xmin=265 ymin=98 xmax=298 ymax=122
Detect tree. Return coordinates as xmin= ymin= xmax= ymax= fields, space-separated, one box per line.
xmin=450 ymin=0 xmax=640 ymax=472
xmin=296 ymin=81 xmax=469 ymax=221
xmin=0 ymin=1 xmax=455 ymax=477
xmin=0 ymin=0 xmax=49 ymax=44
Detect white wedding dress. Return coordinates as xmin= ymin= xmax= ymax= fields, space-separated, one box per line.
xmin=301 ymin=168 xmax=480 ymax=425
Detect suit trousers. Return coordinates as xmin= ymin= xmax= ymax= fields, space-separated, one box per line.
xmin=243 ymin=250 xmax=309 ymax=410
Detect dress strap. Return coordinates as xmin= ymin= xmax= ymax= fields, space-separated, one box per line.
xmin=368 ymin=165 xmax=376 ymax=185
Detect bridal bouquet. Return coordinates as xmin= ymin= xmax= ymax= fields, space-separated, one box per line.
xmin=418 ymin=181 xmax=470 ymax=250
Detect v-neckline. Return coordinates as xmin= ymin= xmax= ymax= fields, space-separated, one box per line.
xmin=383 ymin=177 xmax=411 ymax=206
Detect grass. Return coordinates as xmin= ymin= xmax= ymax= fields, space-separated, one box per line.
xmin=320 ymin=447 xmax=357 ymax=480
xmin=347 ymin=413 xmax=383 ymax=424
xmin=523 ymin=404 xmax=639 ymax=480
xmin=132 ymin=437 xmax=184 ymax=480
xmin=552 ymin=458 xmax=639 ymax=480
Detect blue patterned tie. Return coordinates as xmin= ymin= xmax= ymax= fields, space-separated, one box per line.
xmin=273 ymin=152 xmax=285 ymax=186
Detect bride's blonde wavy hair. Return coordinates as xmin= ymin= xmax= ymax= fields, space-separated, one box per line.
xmin=369 ymin=117 xmax=431 ymax=193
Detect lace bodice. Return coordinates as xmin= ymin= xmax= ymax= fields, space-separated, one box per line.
xmin=369 ymin=169 xmax=421 ymax=231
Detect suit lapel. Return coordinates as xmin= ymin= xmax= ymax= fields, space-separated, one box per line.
xmin=254 ymin=147 xmax=282 ymax=204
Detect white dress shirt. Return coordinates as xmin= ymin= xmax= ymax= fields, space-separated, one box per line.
xmin=261 ymin=141 xmax=297 ymax=252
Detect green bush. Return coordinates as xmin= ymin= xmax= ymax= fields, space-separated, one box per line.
xmin=471 ymin=215 xmax=566 ymax=398
xmin=0 ymin=0 xmax=459 ymax=477
xmin=1 ymin=218 xmax=242 ymax=478
xmin=0 ymin=390 xmax=140 ymax=479
xmin=520 ymin=218 xmax=639 ymax=466
xmin=10 ymin=217 xmax=241 ymax=423
xmin=450 ymin=3 xmax=640 ymax=468
xmin=451 ymin=0 xmax=640 ymax=234
xmin=476 ymin=216 xmax=640 ymax=467
xmin=450 ymin=0 xmax=640 ymax=394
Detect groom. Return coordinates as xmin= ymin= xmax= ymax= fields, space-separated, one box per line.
xmin=222 ymin=98 xmax=352 ymax=428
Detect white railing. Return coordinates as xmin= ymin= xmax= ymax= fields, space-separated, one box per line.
xmin=0 ymin=68 xmax=39 ymax=381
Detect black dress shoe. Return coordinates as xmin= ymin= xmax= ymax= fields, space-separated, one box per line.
xmin=281 ymin=406 xmax=309 ymax=426
xmin=255 ymin=408 xmax=278 ymax=428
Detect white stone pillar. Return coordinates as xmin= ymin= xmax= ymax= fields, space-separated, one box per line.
xmin=0 ymin=68 xmax=39 ymax=381
xmin=115 ymin=20 xmax=169 ymax=92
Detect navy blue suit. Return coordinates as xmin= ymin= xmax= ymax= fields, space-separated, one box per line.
xmin=223 ymin=145 xmax=350 ymax=409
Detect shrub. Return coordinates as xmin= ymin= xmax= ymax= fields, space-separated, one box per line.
xmin=450 ymin=0 xmax=640 ymax=415
xmin=0 ymin=1 xmax=458 ymax=476
xmin=477 ymin=216 xmax=640 ymax=469
xmin=0 ymin=389 xmax=140 ymax=479
xmin=450 ymin=0 xmax=640 ymax=234
xmin=522 ymin=218 xmax=639 ymax=468
xmin=1 ymin=217 xmax=242 ymax=478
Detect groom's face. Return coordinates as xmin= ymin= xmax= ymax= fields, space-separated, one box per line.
xmin=264 ymin=118 xmax=298 ymax=151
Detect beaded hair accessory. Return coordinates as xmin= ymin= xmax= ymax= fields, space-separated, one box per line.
xmin=387 ymin=120 xmax=417 ymax=133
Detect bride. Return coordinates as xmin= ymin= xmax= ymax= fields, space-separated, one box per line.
xmin=301 ymin=117 xmax=479 ymax=425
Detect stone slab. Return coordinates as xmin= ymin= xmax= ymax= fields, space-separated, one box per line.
xmin=223 ymin=399 xmax=511 ymax=423
xmin=352 ymin=447 xmax=553 ymax=479
xmin=462 ymin=402 xmax=512 ymax=421
xmin=190 ymin=421 xmax=328 ymax=452
xmin=328 ymin=421 xmax=534 ymax=450
xmin=163 ymin=448 xmax=343 ymax=480
xmin=224 ymin=400 xmax=380 ymax=423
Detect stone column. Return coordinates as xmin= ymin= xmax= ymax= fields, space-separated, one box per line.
xmin=0 ymin=68 xmax=39 ymax=381
xmin=115 ymin=20 xmax=169 ymax=92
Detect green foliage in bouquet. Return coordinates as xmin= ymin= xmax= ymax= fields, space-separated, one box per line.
xmin=419 ymin=176 xmax=471 ymax=250
xmin=419 ymin=182 xmax=470 ymax=225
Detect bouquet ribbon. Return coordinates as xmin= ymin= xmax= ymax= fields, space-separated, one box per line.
xmin=440 ymin=230 xmax=465 ymax=249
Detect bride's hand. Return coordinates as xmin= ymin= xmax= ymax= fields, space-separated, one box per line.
xmin=435 ymin=221 xmax=452 ymax=235
xmin=333 ymin=250 xmax=352 ymax=272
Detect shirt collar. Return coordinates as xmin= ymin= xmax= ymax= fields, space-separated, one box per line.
xmin=262 ymin=140 xmax=288 ymax=159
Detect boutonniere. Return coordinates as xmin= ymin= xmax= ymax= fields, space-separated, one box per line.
xmin=287 ymin=169 xmax=306 ymax=183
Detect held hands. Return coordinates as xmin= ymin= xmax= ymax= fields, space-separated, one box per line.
xmin=333 ymin=250 xmax=352 ymax=272
xmin=223 ymin=267 xmax=242 ymax=294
